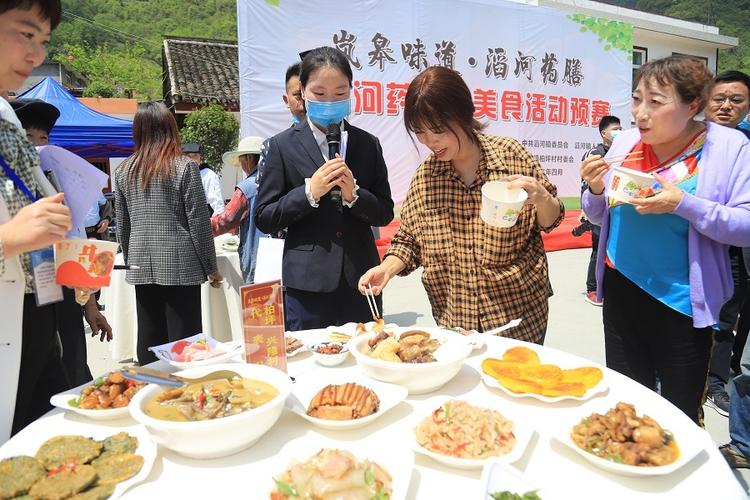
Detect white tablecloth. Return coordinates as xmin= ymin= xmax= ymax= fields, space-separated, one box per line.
xmin=100 ymin=242 xmax=244 ymax=362
xmin=1 ymin=334 xmax=743 ymax=499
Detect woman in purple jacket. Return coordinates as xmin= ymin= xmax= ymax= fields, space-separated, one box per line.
xmin=581 ymin=55 xmax=750 ymax=424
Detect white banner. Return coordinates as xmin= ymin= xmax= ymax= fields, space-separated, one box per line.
xmin=238 ymin=0 xmax=633 ymax=202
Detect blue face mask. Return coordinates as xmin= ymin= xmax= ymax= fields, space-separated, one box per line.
xmin=291 ymin=114 xmax=302 ymax=125
xmin=305 ymin=98 xmax=350 ymax=127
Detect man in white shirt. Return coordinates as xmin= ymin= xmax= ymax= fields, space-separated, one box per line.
xmin=183 ymin=143 xmax=224 ymax=216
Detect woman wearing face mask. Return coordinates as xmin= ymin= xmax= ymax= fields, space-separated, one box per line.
xmin=581 ymin=55 xmax=750 ymax=424
xmin=359 ymin=66 xmax=565 ymax=344
xmin=254 ymin=46 xmax=394 ymax=330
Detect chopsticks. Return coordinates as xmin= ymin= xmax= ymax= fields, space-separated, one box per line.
xmin=604 ymin=151 xmax=644 ymax=166
xmin=365 ymin=283 xmax=381 ymax=321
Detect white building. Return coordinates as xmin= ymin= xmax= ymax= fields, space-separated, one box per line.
xmin=515 ymin=0 xmax=738 ymax=76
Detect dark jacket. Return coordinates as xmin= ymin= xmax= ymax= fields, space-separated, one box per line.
xmin=254 ymin=120 xmax=394 ymax=292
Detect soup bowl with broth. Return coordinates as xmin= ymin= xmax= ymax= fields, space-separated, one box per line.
xmin=129 ymin=363 xmax=292 ymax=459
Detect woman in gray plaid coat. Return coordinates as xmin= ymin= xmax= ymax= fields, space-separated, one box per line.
xmin=115 ymin=102 xmax=222 ymax=364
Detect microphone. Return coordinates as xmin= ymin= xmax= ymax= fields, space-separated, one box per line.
xmin=326 ymin=123 xmax=342 ymax=213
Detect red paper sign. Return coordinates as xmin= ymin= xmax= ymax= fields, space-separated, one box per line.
xmin=240 ymin=280 xmax=286 ymax=372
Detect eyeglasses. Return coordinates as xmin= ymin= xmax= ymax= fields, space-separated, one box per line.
xmin=711 ymin=94 xmax=748 ymax=106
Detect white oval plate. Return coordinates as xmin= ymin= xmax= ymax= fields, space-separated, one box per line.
xmin=264 ymin=434 xmax=413 ymax=500
xmin=481 ymin=372 xmax=609 ymax=403
xmin=0 ymin=414 xmax=156 ymax=500
xmin=480 ymin=345 xmax=609 ymax=402
xmin=481 ymin=460 xmax=544 ymax=499
xmin=552 ymin=399 xmax=705 ymax=477
xmin=166 ymin=341 xmax=244 ymax=370
xmin=50 ymin=375 xmax=140 ymax=421
xmin=287 ymin=372 xmax=408 ymax=430
xmin=410 ymin=395 xmax=534 ymax=470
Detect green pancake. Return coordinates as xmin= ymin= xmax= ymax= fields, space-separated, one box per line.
xmin=0 ymin=456 xmax=46 ymax=498
xmin=36 ymin=436 xmax=102 ymax=470
xmin=91 ymin=453 xmax=143 ymax=485
xmin=28 ymin=465 xmax=97 ymax=500
xmin=69 ymin=483 xmax=116 ymax=500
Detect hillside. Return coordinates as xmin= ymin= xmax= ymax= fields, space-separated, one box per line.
xmin=49 ymin=0 xmax=747 ymax=100
xmin=601 ymin=0 xmax=749 ymax=73
xmin=50 ymin=0 xmax=238 ymax=98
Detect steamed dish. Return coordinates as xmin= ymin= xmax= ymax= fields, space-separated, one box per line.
xmin=482 ymin=346 xmax=603 ymax=398
xmin=415 ymin=400 xmax=516 ymax=459
xmin=271 ymin=448 xmax=392 ymax=500
xmin=571 ymin=402 xmax=679 ymax=466
xmin=363 ymin=330 xmax=439 ymax=363
xmin=306 ymin=383 xmax=380 ymax=420
xmin=144 ymin=377 xmax=278 ymax=422
xmin=69 ymin=371 xmax=145 ymax=410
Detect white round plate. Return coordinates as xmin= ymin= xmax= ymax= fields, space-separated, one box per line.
xmin=410 ymin=395 xmax=534 ymax=470
xmin=50 ymin=376 xmax=139 ymax=421
xmin=287 ymin=372 xmax=408 ymax=430
xmin=552 ymin=399 xmax=706 ymax=477
xmin=0 ymin=414 xmax=156 ymax=500
xmin=263 ymin=434 xmax=414 ymax=500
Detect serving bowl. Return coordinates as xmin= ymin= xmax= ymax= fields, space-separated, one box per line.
xmin=128 ymin=363 xmax=292 ymax=459
xmin=309 ymin=341 xmax=349 ymax=367
xmin=349 ymin=327 xmax=472 ymax=394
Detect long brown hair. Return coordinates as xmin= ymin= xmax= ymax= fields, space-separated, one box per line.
xmin=129 ymin=101 xmax=183 ymax=189
xmin=404 ymin=66 xmax=485 ymax=147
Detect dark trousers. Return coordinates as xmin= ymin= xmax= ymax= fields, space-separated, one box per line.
xmin=708 ymin=247 xmax=750 ymax=392
xmin=134 ymin=284 xmax=202 ymax=365
xmin=56 ymin=287 xmax=92 ymax=387
xmin=285 ymin=278 xmax=383 ymax=331
xmin=603 ymin=267 xmax=713 ymax=425
xmin=586 ymin=225 xmax=600 ymax=293
xmin=12 ymin=294 xmax=70 ymax=435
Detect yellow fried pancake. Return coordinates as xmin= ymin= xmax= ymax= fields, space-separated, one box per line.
xmin=560 ymin=367 xmax=603 ymax=389
xmin=518 ymin=363 xmax=563 ymax=388
xmin=495 ymin=374 xmax=543 ymax=394
xmin=481 ymin=358 xmax=524 ymax=379
xmin=501 ymin=346 xmax=541 ymax=365
xmin=540 ymin=381 xmax=587 ymax=398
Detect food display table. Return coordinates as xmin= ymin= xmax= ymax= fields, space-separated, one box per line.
xmin=100 ymin=238 xmax=244 ymax=362
xmin=1 ymin=333 xmax=743 ymax=499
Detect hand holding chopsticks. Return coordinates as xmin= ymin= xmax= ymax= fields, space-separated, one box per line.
xmin=364 ymin=283 xmax=381 ymax=321
xmin=580 ymin=150 xmax=643 ymax=195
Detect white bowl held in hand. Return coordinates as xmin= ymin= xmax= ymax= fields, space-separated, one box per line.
xmin=349 ymin=327 xmax=472 ymax=394
xmin=128 ymin=363 xmax=292 ymax=459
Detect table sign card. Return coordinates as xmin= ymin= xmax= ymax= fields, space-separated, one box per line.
xmin=239 ymin=280 xmax=286 ymax=372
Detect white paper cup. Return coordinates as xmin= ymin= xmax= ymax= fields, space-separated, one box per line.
xmin=608 ymin=166 xmax=658 ymax=203
xmin=54 ymin=238 xmax=119 ymax=287
xmin=480 ymin=181 xmax=528 ymax=228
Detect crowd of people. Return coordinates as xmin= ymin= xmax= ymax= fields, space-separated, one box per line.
xmin=0 ymin=0 xmax=749 ymax=475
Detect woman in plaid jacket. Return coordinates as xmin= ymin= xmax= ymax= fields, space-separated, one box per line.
xmin=359 ymin=67 xmax=564 ymax=344
xmin=115 ymin=102 xmax=222 ymax=364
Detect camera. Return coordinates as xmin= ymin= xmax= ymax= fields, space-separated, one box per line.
xmin=571 ymin=219 xmax=595 ymax=237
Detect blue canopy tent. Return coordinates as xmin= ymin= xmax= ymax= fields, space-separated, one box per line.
xmin=18 ymin=77 xmax=133 ymax=158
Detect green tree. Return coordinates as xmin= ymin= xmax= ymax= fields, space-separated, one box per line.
xmin=180 ymin=105 xmax=240 ymax=173
xmin=53 ymin=44 xmax=161 ymax=98
xmin=83 ymin=81 xmax=116 ymax=98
